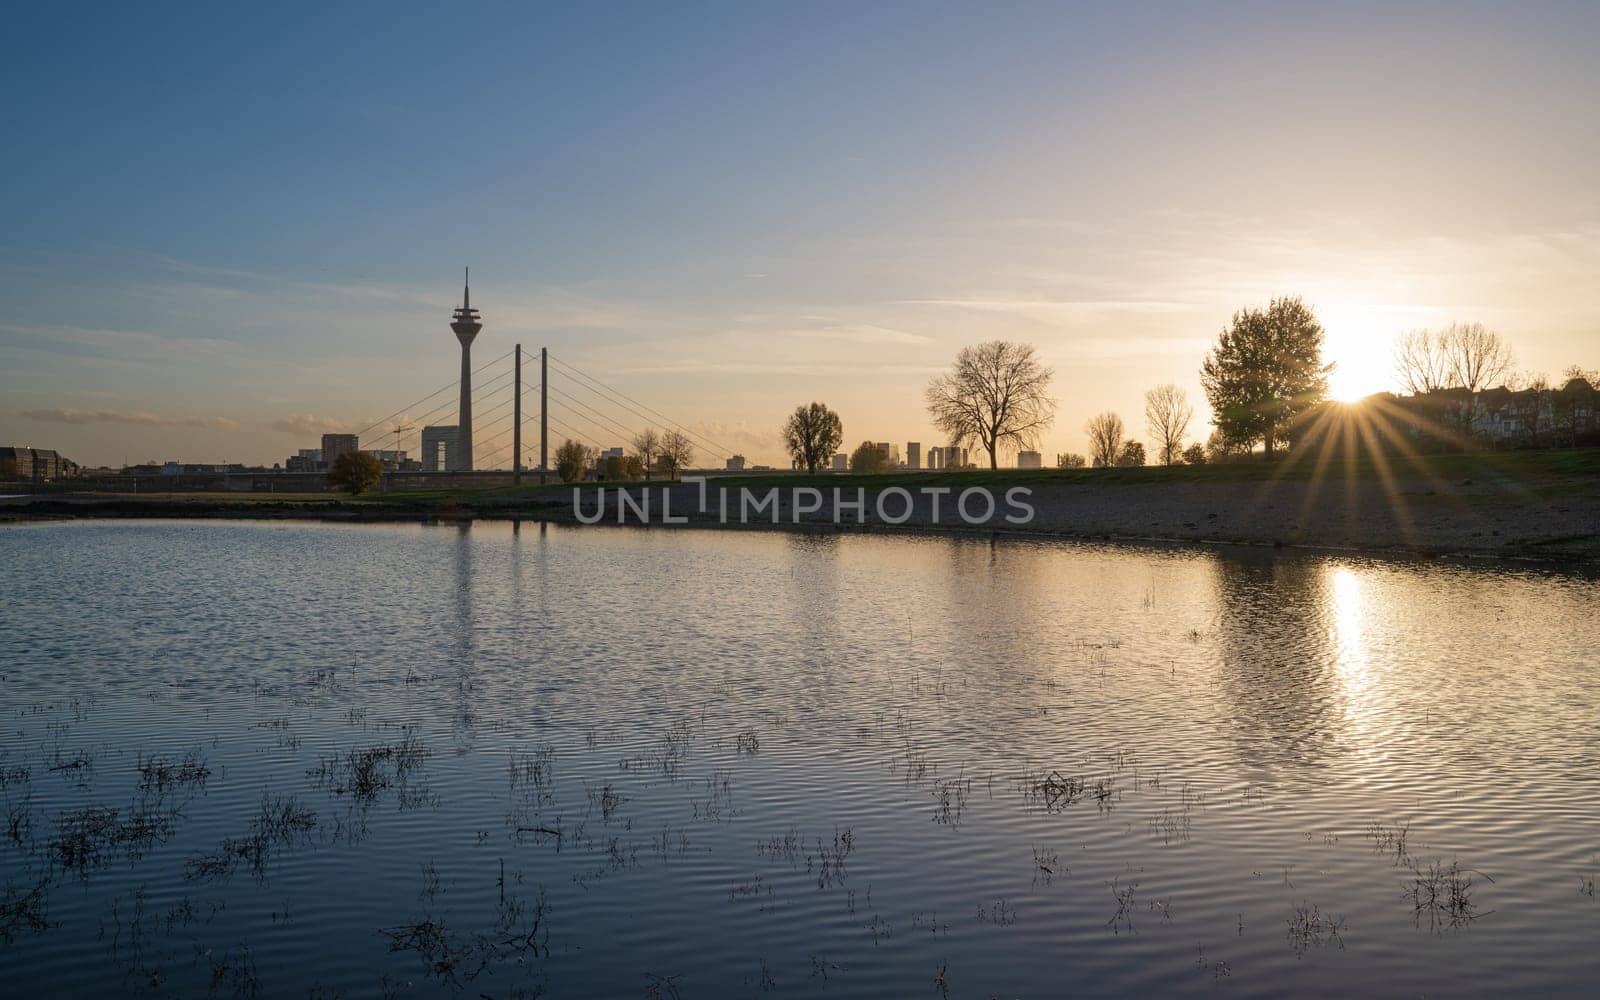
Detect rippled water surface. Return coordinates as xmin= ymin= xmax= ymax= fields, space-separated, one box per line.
xmin=2 ymin=520 xmax=1597 ymax=997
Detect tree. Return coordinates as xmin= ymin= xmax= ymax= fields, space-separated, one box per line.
xmin=658 ymin=429 xmax=694 ymax=479
xmin=1394 ymin=329 xmax=1452 ymax=394
xmin=1055 ymin=452 xmax=1086 ymax=469
xmin=327 ymin=450 xmax=383 ymax=495
xmin=631 ymin=428 xmax=661 ymax=480
xmin=849 ymin=441 xmax=888 ymax=474
xmin=782 ymin=402 xmax=843 ymax=474
xmin=1085 ymin=411 xmax=1124 ymax=468
xmin=555 ymin=439 xmax=588 ymax=482
xmin=925 ymin=341 xmax=1056 ymax=470
xmin=1440 ymin=322 xmax=1512 ymax=392
xmin=1200 ymin=296 xmax=1331 ymax=459
xmin=1562 ymin=363 xmax=1600 ymax=386
xmin=596 ymin=453 xmax=643 ymax=481
xmin=1182 ymin=442 xmax=1206 ymax=465
xmin=1115 ymin=440 xmax=1146 ymax=468
xmin=1144 ymin=383 xmax=1193 ymax=465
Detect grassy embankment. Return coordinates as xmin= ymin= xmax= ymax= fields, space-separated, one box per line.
xmin=9 ymin=448 xmax=1595 ymax=518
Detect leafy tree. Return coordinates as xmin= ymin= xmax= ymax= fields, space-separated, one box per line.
xmin=1181 ymin=442 xmax=1206 ymax=465
xmin=555 ymin=439 xmax=588 ymax=482
xmin=1055 ymin=452 xmax=1086 ymax=469
xmin=782 ymin=402 xmax=844 ymax=474
xmin=631 ymin=428 xmax=660 ymax=480
xmin=1115 ymin=440 xmax=1146 ymax=468
xmin=849 ymin=441 xmax=888 ymax=474
xmin=1200 ymin=296 xmax=1331 ymax=458
xmin=327 ymin=450 xmax=383 ymax=495
xmin=1084 ymin=411 xmax=1124 ymax=468
xmin=596 ymin=453 xmax=644 ymax=481
xmin=925 ymin=341 xmax=1056 ymax=469
xmin=1143 ymin=383 xmax=1193 ymax=465
xmin=658 ymin=429 xmax=694 ymax=479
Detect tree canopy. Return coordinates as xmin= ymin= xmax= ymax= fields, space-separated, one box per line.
xmin=555 ymin=439 xmax=589 ymax=482
xmin=849 ymin=440 xmax=888 ymax=474
xmin=1200 ymin=297 xmax=1330 ymax=458
xmin=326 ymin=450 xmax=383 ymax=495
xmin=782 ymin=402 xmax=843 ymax=474
xmin=925 ymin=341 xmax=1055 ymax=470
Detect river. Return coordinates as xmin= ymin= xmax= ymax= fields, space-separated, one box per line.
xmin=1 ymin=520 xmax=1596 ymax=996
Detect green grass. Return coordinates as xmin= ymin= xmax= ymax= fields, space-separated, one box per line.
xmin=357 ymin=447 xmax=1600 ymax=504
xmin=21 ymin=448 xmax=1597 ymax=511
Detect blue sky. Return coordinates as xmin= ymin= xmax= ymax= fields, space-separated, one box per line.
xmin=3 ymin=2 xmax=1598 ymax=466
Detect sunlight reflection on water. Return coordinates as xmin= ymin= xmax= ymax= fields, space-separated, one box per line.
xmin=1 ymin=520 xmax=1596 ymax=997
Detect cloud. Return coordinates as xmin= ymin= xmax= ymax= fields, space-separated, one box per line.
xmin=899 ymin=298 xmax=1198 ymax=324
xmin=19 ymin=408 xmax=240 ymax=431
xmin=267 ymin=413 xmax=351 ymax=435
xmin=785 ymin=322 xmax=934 ymax=346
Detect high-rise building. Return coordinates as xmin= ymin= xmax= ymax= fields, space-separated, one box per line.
xmin=421 ymin=426 xmax=458 ymax=472
xmin=726 ymin=454 xmax=746 ymax=471
xmin=321 ymin=434 xmax=359 ymax=466
xmin=1017 ymin=450 xmax=1042 ymax=469
xmin=830 ymin=452 xmax=848 ymax=472
xmin=449 ymin=269 xmax=483 ymax=472
xmin=906 ymin=442 xmax=921 ymax=470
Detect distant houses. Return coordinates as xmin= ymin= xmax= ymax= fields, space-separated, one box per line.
xmin=1294 ymin=377 xmax=1600 ymax=454
xmin=0 ymin=446 xmax=79 ymax=482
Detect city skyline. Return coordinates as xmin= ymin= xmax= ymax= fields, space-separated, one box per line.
xmin=4 ymin=2 xmax=1599 ymax=468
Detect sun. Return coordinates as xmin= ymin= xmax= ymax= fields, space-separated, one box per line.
xmin=1324 ymin=323 xmax=1393 ymax=402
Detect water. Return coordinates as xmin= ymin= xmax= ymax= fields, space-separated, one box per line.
xmin=1 ymin=520 xmax=1597 ymax=997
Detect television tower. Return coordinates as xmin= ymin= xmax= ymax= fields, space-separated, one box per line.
xmin=450 ymin=267 xmax=482 ymax=471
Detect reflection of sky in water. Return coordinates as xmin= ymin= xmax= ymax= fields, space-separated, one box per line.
xmin=1 ymin=522 xmax=1597 ymax=997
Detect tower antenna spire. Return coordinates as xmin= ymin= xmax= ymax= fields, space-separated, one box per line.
xmin=463 ymin=266 xmax=470 ymax=309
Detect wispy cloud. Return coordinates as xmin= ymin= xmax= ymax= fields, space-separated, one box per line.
xmin=899 ymin=298 xmax=1198 ymax=324
xmin=19 ymin=408 xmax=240 ymax=431
xmin=267 ymin=413 xmax=350 ymax=435
xmin=785 ymin=322 xmax=933 ymax=346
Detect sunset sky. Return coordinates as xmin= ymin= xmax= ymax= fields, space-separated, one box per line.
xmin=3 ymin=2 xmax=1597 ymax=468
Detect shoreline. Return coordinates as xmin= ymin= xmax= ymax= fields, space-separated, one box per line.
xmin=5 ymin=463 xmax=1597 ymax=567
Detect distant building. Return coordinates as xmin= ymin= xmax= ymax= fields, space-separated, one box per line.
xmin=1017 ymin=450 xmax=1042 ymax=469
xmin=366 ymin=449 xmax=410 ymax=471
xmin=831 ymin=452 xmax=847 ymax=471
xmin=726 ymin=454 xmax=746 ymax=471
xmin=906 ymin=442 xmax=921 ymax=470
xmin=867 ymin=442 xmax=901 ymax=468
xmin=321 ymin=434 xmax=359 ymax=466
xmin=421 ymin=426 xmax=458 ymax=472
xmin=1 ymin=447 xmax=79 ymax=482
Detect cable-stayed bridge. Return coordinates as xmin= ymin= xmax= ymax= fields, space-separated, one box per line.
xmin=349 ymin=346 xmax=740 ymax=482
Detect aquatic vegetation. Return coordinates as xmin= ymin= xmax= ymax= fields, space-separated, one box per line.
xmin=1286 ymin=901 xmax=1347 ymax=957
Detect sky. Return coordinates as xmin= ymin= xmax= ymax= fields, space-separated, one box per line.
xmin=2 ymin=1 xmax=1597 ymax=469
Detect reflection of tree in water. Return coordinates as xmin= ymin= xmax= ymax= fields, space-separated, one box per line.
xmin=1209 ymin=554 xmax=1347 ymax=769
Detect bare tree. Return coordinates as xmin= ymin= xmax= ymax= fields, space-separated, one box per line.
xmin=925 ymin=341 xmax=1056 ymax=470
xmin=1143 ymin=384 xmax=1193 ymax=465
xmin=658 ymin=429 xmax=694 ymax=479
xmin=1393 ymin=329 xmax=1452 ymax=394
xmin=1441 ymin=322 xmax=1513 ymax=392
xmin=1085 ymin=411 xmax=1124 ymax=468
xmin=781 ymin=402 xmax=843 ymax=474
xmin=631 ymin=428 xmax=661 ymax=480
